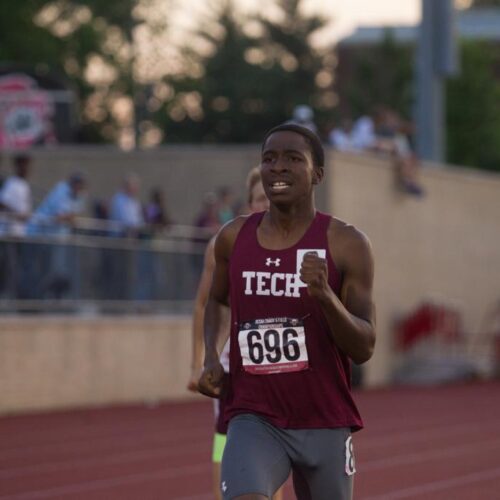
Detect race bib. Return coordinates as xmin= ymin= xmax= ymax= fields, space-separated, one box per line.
xmin=238 ymin=317 xmax=309 ymax=375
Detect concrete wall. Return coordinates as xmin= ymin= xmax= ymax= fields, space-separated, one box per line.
xmin=0 ymin=315 xmax=196 ymax=415
xmin=1 ymin=148 xmax=499 ymax=414
xmin=0 ymin=146 xmax=328 ymax=224
xmin=328 ymin=152 xmax=500 ymax=385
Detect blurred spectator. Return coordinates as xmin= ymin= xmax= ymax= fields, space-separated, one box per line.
xmin=349 ymin=106 xmax=425 ymax=197
xmin=374 ymin=107 xmax=424 ymax=197
xmin=195 ymin=192 xmax=221 ymax=239
xmin=89 ymin=198 xmax=110 ymax=237
xmin=89 ymin=198 xmax=114 ymax=299
xmin=134 ymin=188 xmax=173 ymax=302
xmin=350 ymin=114 xmax=376 ymax=150
xmin=216 ymin=186 xmax=235 ymax=225
xmin=93 ymin=199 xmax=108 ymax=220
xmin=107 ymin=174 xmax=144 ymax=301
xmin=145 ymin=188 xmax=171 ymax=236
xmin=328 ymin=118 xmax=359 ymax=152
xmin=109 ymin=173 xmax=144 ymax=238
xmin=0 ymin=154 xmax=33 ymax=298
xmin=25 ymin=172 xmax=87 ymax=299
xmin=288 ymin=105 xmax=318 ymax=133
xmin=27 ymin=172 xmax=86 ymax=235
xmin=0 ymin=154 xmax=32 ymax=236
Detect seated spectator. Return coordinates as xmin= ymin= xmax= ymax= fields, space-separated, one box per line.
xmin=375 ymin=108 xmax=424 ymax=197
xmin=109 ymin=173 xmax=144 ymax=238
xmin=351 ymin=114 xmax=377 ymax=150
xmin=288 ymin=105 xmax=318 ymax=133
xmin=353 ymin=106 xmax=425 ymax=197
xmin=328 ymin=118 xmax=359 ymax=152
xmin=0 ymin=154 xmax=33 ymax=236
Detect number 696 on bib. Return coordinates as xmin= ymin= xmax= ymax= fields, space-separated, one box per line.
xmin=238 ymin=318 xmax=309 ymax=375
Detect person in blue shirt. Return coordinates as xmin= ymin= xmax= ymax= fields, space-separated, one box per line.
xmin=28 ymin=172 xmax=86 ymax=235
xmin=26 ymin=172 xmax=87 ymax=299
xmin=109 ymin=173 xmax=144 ymax=238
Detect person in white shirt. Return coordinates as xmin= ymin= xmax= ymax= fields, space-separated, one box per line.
xmin=288 ymin=105 xmax=318 ymax=134
xmin=0 ymin=154 xmax=32 ymax=297
xmin=329 ymin=118 xmax=361 ymax=153
xmin=0 ymin=154 xmax=32 ymax=236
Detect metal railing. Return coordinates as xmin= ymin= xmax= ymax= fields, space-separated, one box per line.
xmin=0 ymin=219 xmax=212 ymax=314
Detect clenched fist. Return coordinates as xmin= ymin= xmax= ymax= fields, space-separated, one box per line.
xmin=300 ymin=251 xmax=330 ymax=299
xmin=198 ymin=360 xmax=225 ymax=399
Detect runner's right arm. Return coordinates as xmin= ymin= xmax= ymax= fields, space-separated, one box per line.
xmin=187 ymin=238 xmax=215 ymax=392
xmin=198 ymin=217 xmax=245 ymax=398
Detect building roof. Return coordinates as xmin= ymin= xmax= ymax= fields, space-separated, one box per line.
xmin=339 ymin=8 xmax=500 ymax=46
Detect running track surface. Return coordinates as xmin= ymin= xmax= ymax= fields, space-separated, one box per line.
xmin=1 ymin=381 xmax=500 ymax=500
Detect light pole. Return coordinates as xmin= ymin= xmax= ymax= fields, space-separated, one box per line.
xmin=415 ymin=0 xmax=460 ymax=163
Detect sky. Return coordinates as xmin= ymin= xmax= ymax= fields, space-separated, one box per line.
xmin=169 ymin=0 xmax=422 ymax=47
xmin=237 ymin=0 xmax=422 ymax=44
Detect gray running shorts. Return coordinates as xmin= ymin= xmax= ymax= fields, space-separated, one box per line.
xmin=220 ymin=413 xmax=355 ymax=500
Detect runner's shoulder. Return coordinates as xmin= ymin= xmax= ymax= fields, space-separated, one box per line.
xmin=214 ymin=215 xmax=252 ymax=259
xmin=327 ymin=217 xmax=373 ymax=264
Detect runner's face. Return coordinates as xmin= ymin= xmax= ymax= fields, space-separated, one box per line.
xmin=260 ymin=131 xmax=320 ymax=205
xmin=249 ymin=180 xmax=269 ymax=213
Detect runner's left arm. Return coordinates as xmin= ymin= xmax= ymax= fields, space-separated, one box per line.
xmin=300 ymin=225 xmax=376 ymax=364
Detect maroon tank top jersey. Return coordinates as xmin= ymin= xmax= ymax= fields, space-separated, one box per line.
xmin=225 ymin=211 xmax=363 ymax=431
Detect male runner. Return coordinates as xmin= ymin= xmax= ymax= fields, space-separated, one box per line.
xmin=199 ymin=123 xmax=376 ymax=499
xmin=188 ymin=168 xmax=282 ymax=500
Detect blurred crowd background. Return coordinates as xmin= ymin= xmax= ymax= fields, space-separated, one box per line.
xmin=0 ymin=0 xmax=500 ymax=413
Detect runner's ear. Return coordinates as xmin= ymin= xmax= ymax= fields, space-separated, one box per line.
xmin=312 ymin=167 xmax=324 ymax=185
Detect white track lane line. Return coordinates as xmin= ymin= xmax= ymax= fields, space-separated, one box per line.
xmin=3 ymin=431 xmax=500 ymax=481
xmin=361 ymin=437 xmax=500 ymax=471
xmin=0 ymin=425 xmax=210 ymax=457
xmin=4 ymin=437 xmax=500 ymax=499
xmin=359 ymin=419 xmax=499 ymax=449
xmin=361 ymin=466 xmax=500 ymax=499
xmin=0 ymin=440 xmax=206 ymax=479
xmin=0 ymin=463 xmax=207 ymax=500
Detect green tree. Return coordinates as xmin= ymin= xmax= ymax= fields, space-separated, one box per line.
xmin=0 ymin=1 xmax=66 ymax=66
xmin=158 ymin=0 xmax=336 ymax=142
xmin=446 ymin=41 xmax=500 ymax=171
xmin=339 ymin=29 xmax=414 ymax=121
xmin=0 ymin=0 xmax=171 ymax=144
xmin=255 ymin=0 xmax=336 ymax=133
xmin=468 ymin=0 xmax=500 ymax=6
xmin=156 ymin=2 xmax=276 ymax=142
xmin=338 ymin=33 xmax=500 ymax=171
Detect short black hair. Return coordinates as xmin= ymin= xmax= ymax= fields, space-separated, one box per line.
xmin=69 ymin=171 xmax=86 ymax=185
xmin=262 ymin=123 xmax=325 ymax=168
xmin=13 ymin=154 xmax=31 ymax=167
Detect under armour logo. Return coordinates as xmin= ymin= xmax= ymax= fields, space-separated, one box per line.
xmin=265 ymin=257 xmax=281 ymax=267
xmin=221 ymin=481 xmax=228 ymax=492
